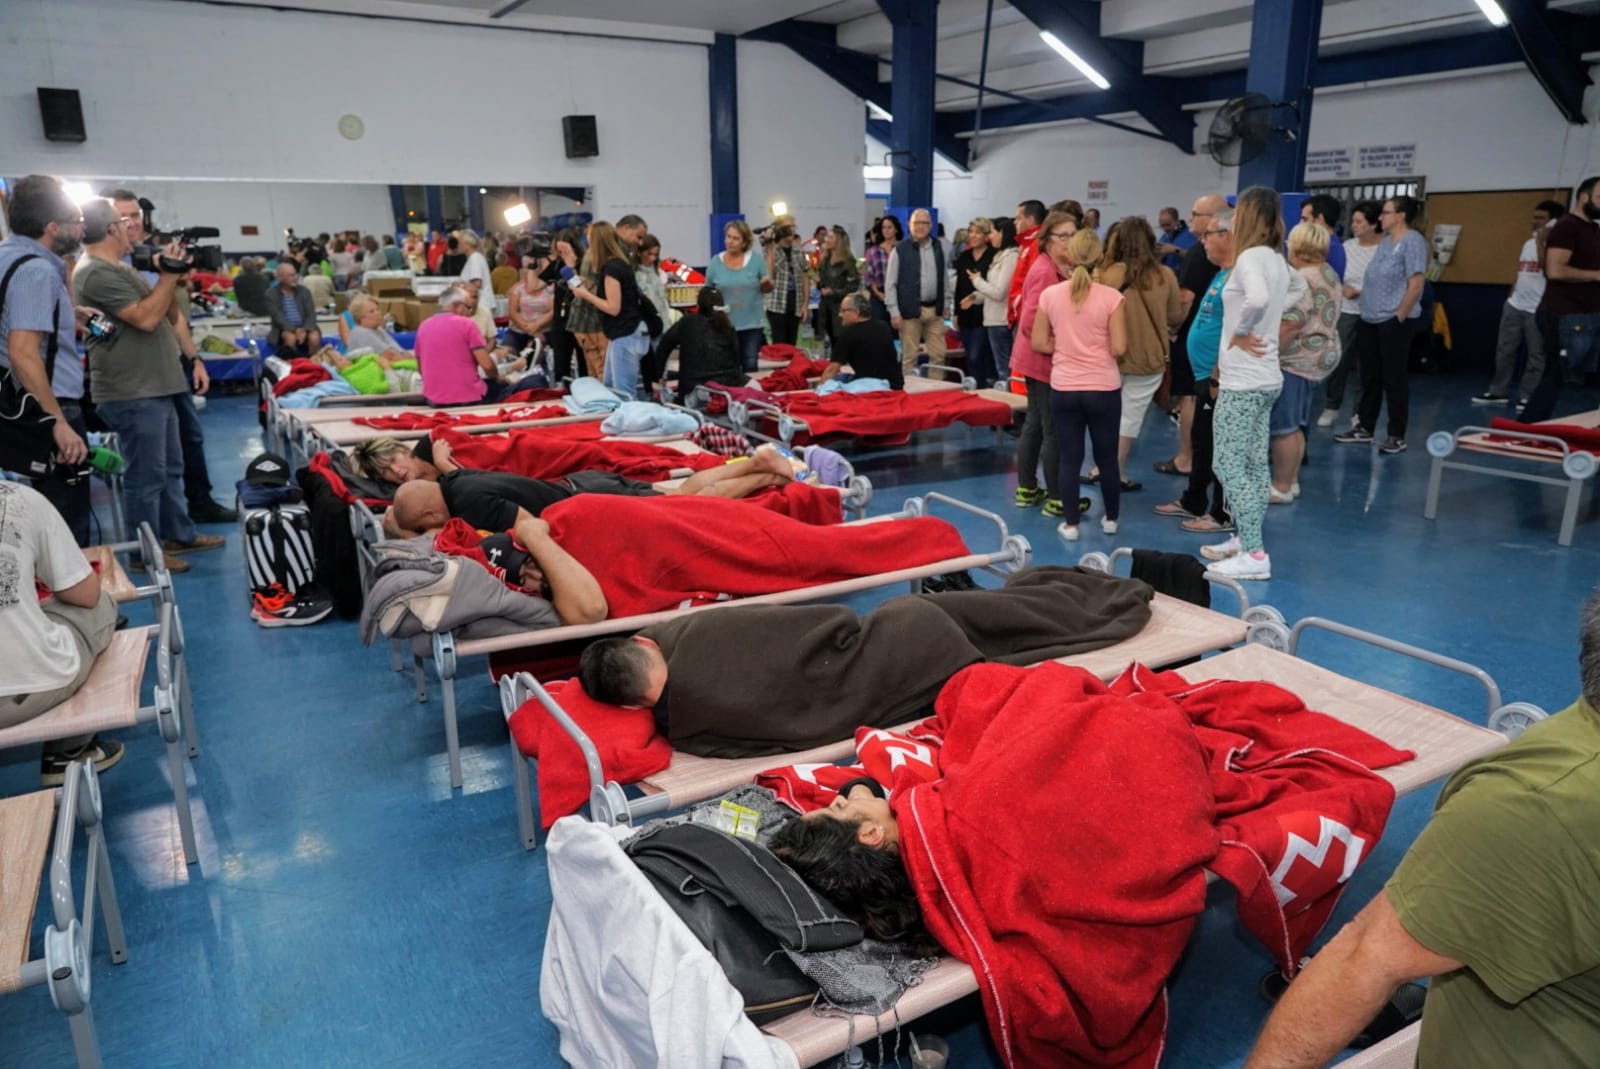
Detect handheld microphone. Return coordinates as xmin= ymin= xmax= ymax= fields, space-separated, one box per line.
xmin=559 ymin=265 xmax=583 ymax=291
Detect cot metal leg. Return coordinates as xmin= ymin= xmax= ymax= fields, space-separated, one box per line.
xmin=412 ymin=654 xmax=427 ymax=702
xmin=165 ymin=739 xmax=199 ymax=866
xmin=514 ymin=748 xmax=538 ymax=851
xmin=67 ymin=1006 xmax=103 ymax=1069
xmin=390 ymin=639 xmax=404 ymax=673
xmin=1558 ymin=479 xmax=1582 ymax=547
xmin=1423 ymin=456 xmax=1444 ymax=521
xmin=442 ymin=678 xmax=462 ymax=791
xmin=177 ymin=652 xmax=199 ymax=759
xmin=106 ymin=472 xmax=127 ymax=546
xmin=91 ymin=827 xmax=128 ymax=965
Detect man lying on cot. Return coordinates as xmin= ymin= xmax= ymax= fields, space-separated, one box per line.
xmin=383 ymin=441 xmax=816 ymax=538
xmin=576 ymin=565 xmax=1154 ymax=758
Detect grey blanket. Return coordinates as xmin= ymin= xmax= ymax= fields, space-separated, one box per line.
xmin=359 ymin=539 xmax=561 ymax=647
xmin=645 ymin=565 xmax=1154 ymax=758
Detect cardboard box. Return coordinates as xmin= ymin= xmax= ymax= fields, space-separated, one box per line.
xmin=333 ymin=291 xmax=350 ymax=314
xmin=396 ymin=297 xmax=438 ymax=330
xmin=365 ymin=275 xmax=414 ymax=298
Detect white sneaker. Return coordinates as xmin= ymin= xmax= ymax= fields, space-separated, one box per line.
xmin=1200 ymin=535 xmax=1242 ymax=561
xmin=1291 ymin=481 xmax=1301 ymax=498
xmin=1269 ymin=487 xmax=1295 ymax=505
xmin=1315 ymin=409 xmax=1337 ymax=428
xmin=1101 ymin=518 xmax=1118 ymax=535
xmin=1206 ymin=550 xmax=1271 ymax=581
xmin=1058 ymin=523 xmax=1080 ymax=542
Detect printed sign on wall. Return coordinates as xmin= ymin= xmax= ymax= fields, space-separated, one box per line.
xmin=1086 ymin=180 xmax=1110 ymax=202
xmin=1357 ymin=144 xmax=1417 ymax=176
xmin=1305 ymin=148 xmax=1353 ymax=179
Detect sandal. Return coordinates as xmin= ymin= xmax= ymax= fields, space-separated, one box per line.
xmin=1152 ymin=458 xmax=1188 ymax=476
xmin=1120 ymin=478 xmax=1143 ymax=492
xmin=1154 ymin=502 xmax=1195 ymax=518
xmin=1180 ymin=515 xmax=1234 ymax=533
xmin=1258 ymin=970 xmax=1426 ymax=1049
xmin=1082 ymin=470 xmax=1100 ymax=485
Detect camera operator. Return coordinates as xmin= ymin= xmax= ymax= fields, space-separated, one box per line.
xmin=0 ymin=176 xmax=93 ymax=543
xmin=108 ymin=190 xmax=236 ymax=524
xmin=762 ymin=224 xmax=807 ymax=346
xmin=72 ymin=200 xmax=224 ymax=570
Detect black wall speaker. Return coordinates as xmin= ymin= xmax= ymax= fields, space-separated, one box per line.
xmin=38 ymin=88 xmax=86 ymax=143
xmin=562 ymin=115 xmax=598 ymax=159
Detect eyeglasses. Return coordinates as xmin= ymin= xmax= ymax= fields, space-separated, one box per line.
xmin=1048 ymin=230 xmax=1074 ymax=241
xmin=1201 ymin=228 xmax=1230 ymax=239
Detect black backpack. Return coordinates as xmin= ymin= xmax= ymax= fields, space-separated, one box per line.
xmin=0 ymin=254 xmax=62 ymax=477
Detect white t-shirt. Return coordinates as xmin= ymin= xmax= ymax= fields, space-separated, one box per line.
xmin=1341 ymin=239 xmax=1380 ymax=316
xmin=460 ymin=251 xmax=492 ymax=291
xmin=0 ymin=482 xmax=92 ymax=696
xmin=1218 ymin=246 xmax=1300 ymax=393
xmin=1507 ymin=236 xmax=1546 ymax=314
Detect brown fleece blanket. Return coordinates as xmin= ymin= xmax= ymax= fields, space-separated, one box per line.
xmin=642 ymin=565 xmax=1153 ymax=758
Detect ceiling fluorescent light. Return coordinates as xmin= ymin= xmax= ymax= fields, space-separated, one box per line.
xmin=867 ymin=101 xmax=893 ymax=122
xmin=1473 ymin=0 xmax=1509 ymax=26
xmin=1039 ymin=31 xmax=1111 ymax=90
xmin=863 ymin=165 xmax=894 ymax=180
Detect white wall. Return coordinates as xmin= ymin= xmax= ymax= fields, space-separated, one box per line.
xmin=737 ymin=41 xmax=866 ymax=237
xmin=893 ymin=63 xmax=1600 ymax=232
xmin=1 ymin=0 xmax=713 ymax=258
xmin=61 ymin=180 xmax=396 ymax=252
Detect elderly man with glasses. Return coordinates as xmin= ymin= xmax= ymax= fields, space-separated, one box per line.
xmin=885 ymin=208 xmax=948 ymax=376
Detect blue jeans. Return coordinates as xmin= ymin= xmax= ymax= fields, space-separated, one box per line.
xmin=603 ymin=324 xmax=651 ymax=399
xmin=171 ymin=378 xmax=215 ymax=508
xmin=987 ymin=325 xmax=1014 ymax=382
xmin=96 ymin=395 xmax=197 ymax=551
xmin=958 ymin=325 xmax=996 ymax=387
xmin=735 ymin=328 xmax=765 ymax=373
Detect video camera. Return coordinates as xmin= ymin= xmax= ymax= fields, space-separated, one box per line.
xmin=516 ymin=229 xmax=554 ymax=262
xmin=756 ymin=224 xmax=794 ymax=248
xmin=130 ymin=226 xmax=224 ymax=274
xmin=283 ymin=228 xmax=327 ymax=267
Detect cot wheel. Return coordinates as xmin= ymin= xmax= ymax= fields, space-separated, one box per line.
xmin=45 ymin=920 xmax=90 ymax=1013
xmin=1562 ymin=451 xmax=1597 ymax=480
xmin=778 ymin=415 xmax=800 ymax=444
xmin=589 ymin=783 xmax=631 ymax=827
xmin=1003 ymin=533 xmax=1033 ymax=568
xmin=1246 ymin=621 xmax=1291 ymax=651
xmin=1425 ymin=431 xmax=1457 ymax=459
xmin=1077 ymin=551 xmax=1112 ymax=574
xmin=1488 ymin=702 xmax=1547 ymax=740
xmin=1243 ymin=606 xmax=1286 ymax=627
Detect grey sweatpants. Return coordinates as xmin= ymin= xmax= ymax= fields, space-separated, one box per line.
xmin=2 ymin=590 xmax=118 ymax=751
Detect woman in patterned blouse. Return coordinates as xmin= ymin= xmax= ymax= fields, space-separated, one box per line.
xmin=1271 ymin=221 xmax=1342 ymax=501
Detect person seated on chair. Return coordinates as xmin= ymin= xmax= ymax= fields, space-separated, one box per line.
xmin=1242 ymin=585 xmax=1600 ymax=1069
xmin=576 ymin=565 xmax=1152 ymax=758
xmin=343 ymin=294 xmax=412 ymax=361
xmin=383 ymin=442 xmax=813 ymax=537
xmin=0 ymin=483 xmax=125 ymax=785
xmin=816 ymin=291 xmax=904 ymax=390
xmin=264 ymin=261 xmax=323 ymax=356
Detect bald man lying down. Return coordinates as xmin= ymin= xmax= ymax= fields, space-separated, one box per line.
xmin=383 ymin=443 xmax=810 ymax=538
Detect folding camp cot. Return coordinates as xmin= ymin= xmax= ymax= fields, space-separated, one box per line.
xmin=0 ymin=601 xmax=201 ymax=865
xmin=0 ymin=761 xmax=126 ymax=1069
xmin=537 ymin=615 xmax=1536 ymax=1068
xmin=497 ymin=560 xmax=1256 ymax=851
xmin=1423 ymin=408 xmax=1600 ymax=546
xmin=404 ymin=494 xmax=1031 ymax=791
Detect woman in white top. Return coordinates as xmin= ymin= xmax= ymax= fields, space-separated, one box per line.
xmin=968 ymin=216 xmax=1021 ymax=382
xmin=1319 ymin=200 xmax=1383 ymax=427
xmin=458 ymin=231 xmax=493 ymax=297
xmin=1202 ymin=187 xmax=1300 ymax=581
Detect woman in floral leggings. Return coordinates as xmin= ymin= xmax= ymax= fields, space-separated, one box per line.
xmin=1202 ymin=187 xmax=1300 ymax=581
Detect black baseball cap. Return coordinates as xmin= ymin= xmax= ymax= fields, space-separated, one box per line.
xmin=245 ymin=452 xmax=292 ymax=488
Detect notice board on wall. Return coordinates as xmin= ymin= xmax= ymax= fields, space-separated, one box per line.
xmin=1425 ymin=188 xmax=1567 ymax=286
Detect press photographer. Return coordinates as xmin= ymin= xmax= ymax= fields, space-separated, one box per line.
xmin=107 ymin=189 xmax=236 ymax=524
xmin=0 ymin=175 xmax=93 ymax=542
xmin=73 ymin=199 xmax=225 ymax=569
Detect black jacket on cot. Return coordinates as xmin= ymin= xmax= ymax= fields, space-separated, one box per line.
xmin=297 ymin=462 xmax=365 ymax=618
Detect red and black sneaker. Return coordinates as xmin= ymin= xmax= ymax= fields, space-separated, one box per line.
xmin=250 ymin=584 xmax=332 ymax=628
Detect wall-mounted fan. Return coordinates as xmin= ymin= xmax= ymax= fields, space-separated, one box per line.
xmin=1207 ymin=92 xmax=1300 ymax=167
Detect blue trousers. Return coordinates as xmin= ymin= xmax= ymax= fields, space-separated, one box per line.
xmin=96 ymin=394 xmax=197 ymax=551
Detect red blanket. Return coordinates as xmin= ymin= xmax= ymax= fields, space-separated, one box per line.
xmin=892 ymin=661 xmax=1408 ymax=1069
xmin=542 ymin=494 xmax=970 ymax=618
xmin=435 ymin=426 xmax=725 ymax=483
xmin=505 ymin=678 xmax=672 ymax=828
xmin=1487 ymin=415 xmax=1600 ymax=455
xmin=781 ymin=390 xmax=1013 ymax=441
xmin=272 ymin=358 xmax=330 ymax=397
xmin=353 ymin=404 xmax=572 ymax=430
xmin=756 ymin=351 xmax=831 ymax=392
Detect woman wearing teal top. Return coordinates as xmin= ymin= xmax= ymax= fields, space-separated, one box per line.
xmin=705 ymin=219 xmax=770 ymax=371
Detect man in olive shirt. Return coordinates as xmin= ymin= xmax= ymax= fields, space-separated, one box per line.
xmin=1244 ymin=587 xmax=1600 ymax=1068
xmin=73 ymin=200 xmax=222 ymax=571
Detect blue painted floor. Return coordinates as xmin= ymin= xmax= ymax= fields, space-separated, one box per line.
xmin=3 ymin=372 xmax=1596 ymax=1069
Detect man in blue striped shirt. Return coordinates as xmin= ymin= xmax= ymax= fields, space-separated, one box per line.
xmin=0 ymin=176 xmax=93 ymax=542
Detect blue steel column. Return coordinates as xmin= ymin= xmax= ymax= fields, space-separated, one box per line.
xmin=387 ymin=185 xmax=409 ymax=237
xmin=709 ymin=33 xmax=743 ymax=256
xmin=1238 ymin=0 xmax=1324 ymax=192
xmin=465 ymin=187 xmax=486 ymax=235
xmin=424 ymin=186 xmax=444 ymax=234
xmin=881 ymin=0 xmax=938 ymax=209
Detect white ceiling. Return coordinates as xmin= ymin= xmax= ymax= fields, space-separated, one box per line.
xmin=171 ymin=0 xmax=1600 ymax=109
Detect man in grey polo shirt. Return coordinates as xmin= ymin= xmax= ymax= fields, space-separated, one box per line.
xmin=0 ymin=176 xmax=92 ymax=542
xmin=885 ymin=208 xmax=948 ymax=376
